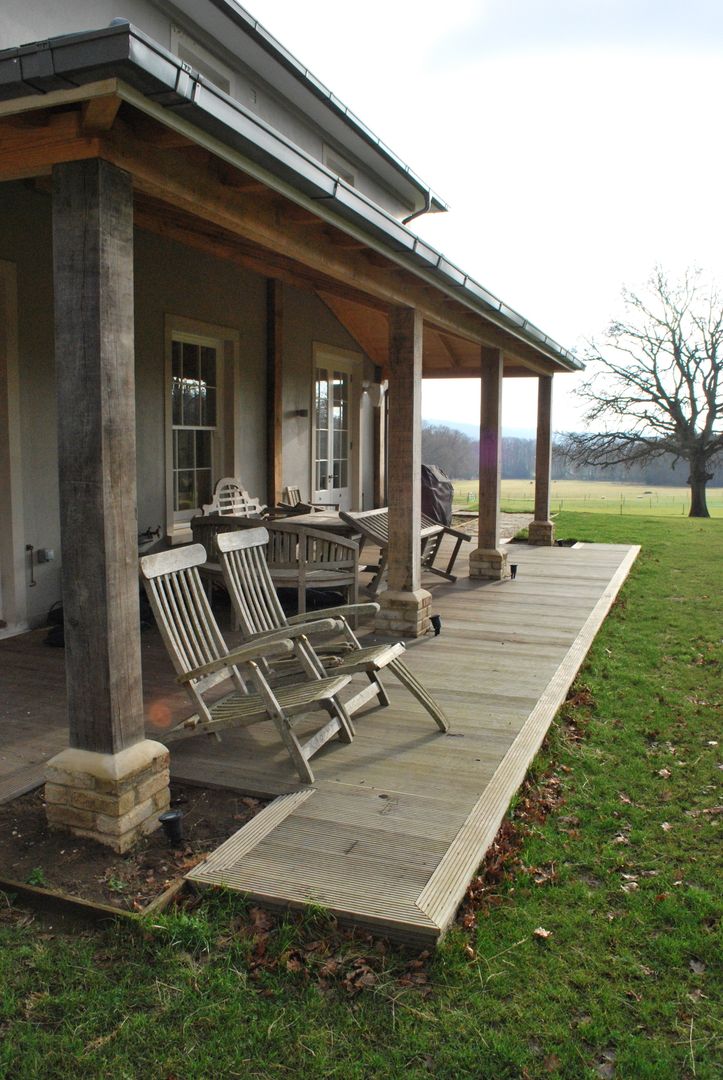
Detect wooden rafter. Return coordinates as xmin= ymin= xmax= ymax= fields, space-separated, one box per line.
xmin=0 ymin=95 xmax=568 ymax=373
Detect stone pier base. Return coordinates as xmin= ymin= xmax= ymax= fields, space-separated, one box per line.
xmin=376 ymin=588 xmax=432 ymax=638
xmin=44 ymin=739 xmax=170 ymax=854
xmin=528 ymin=519 xmax=555 ymax=546
xmin=469 ymin=547 xmax=509 ymax=580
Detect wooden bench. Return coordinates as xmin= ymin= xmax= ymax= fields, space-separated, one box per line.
xmin=277 ymin=485 xmax=339 ymax=514
xmin=202 ymin=477 xmax=266 ymax=518
xmin=339 ymin=507 xmax=471 ymax=595
xmin=191 ymin=516 xmax=358 ymax=615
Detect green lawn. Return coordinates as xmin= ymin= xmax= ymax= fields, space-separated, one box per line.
xmin=453 ymin=478 xmax=723 ymax=517
xmin=1 ymin=514 xmax=721 ymax=1079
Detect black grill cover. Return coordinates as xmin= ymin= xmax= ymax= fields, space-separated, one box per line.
xmin=421 ymin=464 xmax=453 ymax=525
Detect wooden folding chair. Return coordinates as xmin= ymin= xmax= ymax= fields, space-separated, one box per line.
xmin=215 ymin=527 xmax=449 ymax=730
xmin=339 ymin=507 xmax=471 ymax=595
xmin=139 ymin=544 xmax=355 ymax=783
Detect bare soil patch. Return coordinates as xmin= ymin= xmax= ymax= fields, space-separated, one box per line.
xmin=0 ymin=783 xmax=266 ymax=911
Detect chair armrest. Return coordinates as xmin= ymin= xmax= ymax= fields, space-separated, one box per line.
xmin=441 ymin=525 xmax=473 ymax=541
xmin=286 ymin=602 xmax=380 ymax=624
xmin=224 ymin=618 xmax=345 ymax=647
xmin=179 ymin=638 xmax=293 ymax=682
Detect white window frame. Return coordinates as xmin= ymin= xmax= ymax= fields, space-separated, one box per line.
xmin=165 ymin=315 xmax=240 ymax=543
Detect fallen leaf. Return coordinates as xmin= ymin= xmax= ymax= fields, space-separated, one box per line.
xmin=657 ymin=768 xmax=672 ymax=779
xmin=661 ymin=822 xmax=673 ymax=831
xmin=543 ymin=1054 xmax=561 ymax=1072
xmin=249 ymin=906 xmax=274 ymax=934
xmin=618 ymin=793 xmax=632 ymax=805
xmin=533 ymin=926 xmax=552 ymax=940
xmin=689 ymin=958 xmax=706 ymax=975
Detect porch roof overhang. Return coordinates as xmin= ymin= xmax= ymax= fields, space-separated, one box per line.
xmin=0 ymin=22 xmax=583 ymax=379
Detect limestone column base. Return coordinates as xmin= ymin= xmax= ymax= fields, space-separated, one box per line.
xmin=528 ymin=519 xmax=555 ymax=546
xmin=44 ymin=739 xmax=170 ymax=854
xmin=376 ymin=588 xmax=432 ymax=638
xmin=469 ymin=547 xmax=509 ymax=580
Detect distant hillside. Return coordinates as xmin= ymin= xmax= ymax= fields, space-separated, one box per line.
xmin=423 ymin=419 xmax=535 ymax=440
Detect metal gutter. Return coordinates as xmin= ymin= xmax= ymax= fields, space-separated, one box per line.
xmin=0 ymin=23 xmax=582 ymax=372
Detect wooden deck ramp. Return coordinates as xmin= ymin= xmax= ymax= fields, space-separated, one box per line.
xmin=180 ymin=542 xmax=639 ymax=944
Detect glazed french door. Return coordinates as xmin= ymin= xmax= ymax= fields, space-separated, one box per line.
xmin=312 ymin=357 xmax=354 ymax=510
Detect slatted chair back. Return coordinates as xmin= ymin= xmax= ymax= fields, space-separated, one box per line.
xmin=217 ymin=521 xmax=358 ymax=618
xmin=340 ymin=508 xmax=389 ymax=548
xmin=216 ymin=528 xmax=288 ymax=637
xmin=139 ymin=545 xmax=247 ymax=709
xmin=202 ymin=477 xmax=265 ymax=518
xmin=281 ymin=485 xmax=302 ymax=507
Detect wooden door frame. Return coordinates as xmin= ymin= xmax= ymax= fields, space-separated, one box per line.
xmin=0 ymin=259 xmax=28 ymax=637
xmin=311 ymin=343 xmax=363 ymax=510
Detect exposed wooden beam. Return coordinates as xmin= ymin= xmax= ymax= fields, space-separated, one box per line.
xmin=0 ymin=111 xmax=100 ymax=181
xmin=81 ymin=94 xmax=121 ymax=134
xmin=435 ymin=330 xmax=463 ymax=369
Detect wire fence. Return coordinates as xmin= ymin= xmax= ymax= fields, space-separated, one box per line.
xmin=454 ymin=487 xmax=723 ymax=518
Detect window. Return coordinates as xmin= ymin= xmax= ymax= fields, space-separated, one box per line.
xmin=171 ymin=334 xmax=219 ymax=520
xmin=165 ymin=318 xmax=239 ymax=541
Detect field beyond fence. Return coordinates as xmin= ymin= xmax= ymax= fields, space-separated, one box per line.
xmin=453 ymin=478 xmax=723 ymax=517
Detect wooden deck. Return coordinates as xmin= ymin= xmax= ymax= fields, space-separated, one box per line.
xmin=182 ymin=541 xmax=639 ymax=943
xmin=0 ymin=541 xmax=638 ymax=943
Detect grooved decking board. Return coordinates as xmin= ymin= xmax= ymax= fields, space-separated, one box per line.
xmin=181 ymin=542 xmax=639 ymax=943
xmin=0 ymin=542 xmax=638 ymax=944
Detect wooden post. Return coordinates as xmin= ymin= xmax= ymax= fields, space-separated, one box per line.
xmin=470 ymin=346 xmax=508 ymax=579
xmin=376 ymin=307 xmax=431 ymax=637
xmin=266 ymin=279 xmax=283 ymax=508
xmin=45 ymin=159 xmax=168 ymax=852
xmin=528 ymin=375 xmax=555 ymax=545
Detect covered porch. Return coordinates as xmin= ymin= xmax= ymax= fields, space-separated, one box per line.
xmin=0 ymin=539 xmax=638 ymax=942
xmin=0 ymin=45 xmax=580 ymax=858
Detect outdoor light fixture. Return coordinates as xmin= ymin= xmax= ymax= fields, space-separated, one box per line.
xmin=158 ymin=809 xmax=184 ymax=846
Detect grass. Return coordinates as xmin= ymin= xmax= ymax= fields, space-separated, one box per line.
xmin=1 ymin=513 xmax=721 ymax=1079
xmin=452 ymin=478 xmax=723 ymax=517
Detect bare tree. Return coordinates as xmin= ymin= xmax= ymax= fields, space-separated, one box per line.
xmin=561 ymin=269 xmax=723 ymax=517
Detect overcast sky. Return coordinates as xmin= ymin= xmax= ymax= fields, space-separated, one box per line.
xmin=252 ymin=1 xmax=723 ymax=433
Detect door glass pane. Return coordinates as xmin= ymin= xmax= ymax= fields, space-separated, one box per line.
xmin=316 ymin=459 xmax=328 ymax=489
xmin=315 ymin=368 xmax=329 ymax=427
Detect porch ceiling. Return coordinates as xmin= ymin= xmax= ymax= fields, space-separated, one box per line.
xmin=0 ymin=80 xmax=577 ymax=376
